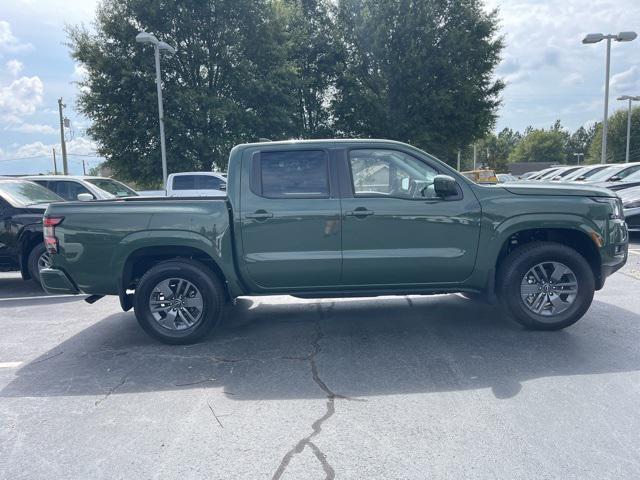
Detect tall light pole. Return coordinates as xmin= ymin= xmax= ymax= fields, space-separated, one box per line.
xmin=136 ymin=31 xmax=176 ymax=189
xmin=617 ymin=95 xmax=640 ymax=163
xmin=582 ymin=31 xmax=637 ymax=164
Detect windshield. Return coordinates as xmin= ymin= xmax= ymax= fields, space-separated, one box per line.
xmin=562 ymin=167 xmax=589 ymax=181
xmin=581 ymin=166 xmax=609 ymax=179
xmin=622 ymin=169 xmax=640 ymax=182
xmin=587 ymin=165 xmax=620 ymax=182
xmin=538 ymin=168 xmax=562 ymax=180
xmin=0 ymin=180 xmax=63 ymax=207
xmin=86 ymin=178 xmax=138 ymax=197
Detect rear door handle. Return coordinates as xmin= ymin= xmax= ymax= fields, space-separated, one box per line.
xmin=344 ymin=208 xmax=374 ymax=218
xmin=245 ymin=210 xmax=274 ymax=220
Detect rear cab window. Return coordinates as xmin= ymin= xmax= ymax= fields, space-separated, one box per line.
xmin=251 ymin=150 xmax=330 ymax=198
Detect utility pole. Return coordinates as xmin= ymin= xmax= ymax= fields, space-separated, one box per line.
xmin=57 ymin=98 xmax=68 ymax=174
xmin=473 ymin=144 xmax=477 ymax=170
xmin=82 ymin=160 xmax=87 ymax=175
xmin=457 ymin=150 xmax=461 ymax=171
xmin=52 ymin=148 xmax=58 ymax=175
xmin=618 ymin=95 xmax=640 ymax=163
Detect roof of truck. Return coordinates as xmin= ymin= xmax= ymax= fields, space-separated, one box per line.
xmin=235 ymin=138 xmax=416 ymax=149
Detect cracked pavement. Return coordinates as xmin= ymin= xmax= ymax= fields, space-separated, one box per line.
xmin=1 ymin=233 xmax=640 ymax=479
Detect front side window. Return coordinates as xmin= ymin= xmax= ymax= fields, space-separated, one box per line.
xmin=51 ymin=181 xmax=92 ymax=201
xmin=259 ymin=150 xmax=329 ymax=198
xmin=349 ymin=149 xmax=438 ymax=199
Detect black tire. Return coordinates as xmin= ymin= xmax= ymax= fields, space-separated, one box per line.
xmin=27 ymin=242 xmax=48 ymax=287
xmin=497 ymin=241 xmax=595 ymax=330
xmin=133 ymin=259 xmax=224 ymax=344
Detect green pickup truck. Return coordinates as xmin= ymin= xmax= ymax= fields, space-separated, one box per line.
xmin=41 ymin=139 xmax=628 ymax=344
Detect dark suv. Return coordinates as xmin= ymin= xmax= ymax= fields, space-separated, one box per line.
xmin=0 ymin=178 xmax=64 ymax=286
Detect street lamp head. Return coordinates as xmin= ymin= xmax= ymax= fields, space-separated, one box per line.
xmin=582 ymin=33 xmax=604 ymax=44
xmin=135 ymin=31 xmax=158 ymax=45
xmin=157 ymin=41 xmax=176 ymax=55
xmin=615 ymin=31 xmax=637 ymax=42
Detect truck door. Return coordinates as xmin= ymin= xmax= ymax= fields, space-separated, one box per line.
xmin=339 ymin=147 xmax=481 ymax=286
xmin=239 ymin=147 xmax=342 ymax=290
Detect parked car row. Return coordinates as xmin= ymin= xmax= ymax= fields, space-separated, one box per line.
xmin=1 ymin=171 xmax=228 ymax=287
xmin=482 ymin=162 xmax=640 ymax=233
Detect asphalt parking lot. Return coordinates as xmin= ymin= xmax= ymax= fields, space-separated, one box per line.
xmin=1 ymin=234 xmax=640 ymax=480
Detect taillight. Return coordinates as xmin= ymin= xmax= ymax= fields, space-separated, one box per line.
xmin=43 ymin=216 xmax=64 ymax=254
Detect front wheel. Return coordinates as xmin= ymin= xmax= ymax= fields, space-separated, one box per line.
xmin=134 ymin=259 xmax=224 ymax=344
xmin=498 ymin=242 xmax=595 ymax=330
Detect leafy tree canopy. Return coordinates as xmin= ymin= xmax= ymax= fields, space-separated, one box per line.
xmin=587 ymin=107 xmax=640 ymax=164
xmin=69 ymin=0 xmax=504 ymax=185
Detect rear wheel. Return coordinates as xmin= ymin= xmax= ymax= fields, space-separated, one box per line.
xmin=27 ymin=243 xmax=51 ymax=287
xmin=498 ymin=242 xmax=595 ymax=330
xmin=134 ymin=259 xmax=224 ymax=344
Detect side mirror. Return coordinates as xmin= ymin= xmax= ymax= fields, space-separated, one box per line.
xmin=401 ymin=177 xmax=410 ymax=190
xmin=434 ymin=174 xmax=458 ymax=198
xmin=77 ymin=193 xmax=95 ymax=201
xmin=219 ymin=183 xmax=227 ymax=191
xmin=609 ymin=175 xmax=621 ymax=182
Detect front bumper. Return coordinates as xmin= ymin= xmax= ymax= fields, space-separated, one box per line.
xmin=40 ymin=267 xmax=80 ymax=295
xmin=597 ymin=219 xmax=628 ymax=289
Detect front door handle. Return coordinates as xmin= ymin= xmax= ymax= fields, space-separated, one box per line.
xmin=245 ymin=210 xmax=274 ymax=221
xmin=344 ymin=208 xmax=374 ymax=219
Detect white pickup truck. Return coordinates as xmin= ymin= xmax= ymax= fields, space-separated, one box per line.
xmin=166 ymin=172 xmax=227 ymax=197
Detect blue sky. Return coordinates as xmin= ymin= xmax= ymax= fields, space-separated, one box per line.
xmin=1 ymin=0 xmax=640 ymax=176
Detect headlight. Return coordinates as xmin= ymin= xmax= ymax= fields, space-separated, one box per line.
xmin=624 ymin=199 xmax=640 ymax=209
xmin=592 ymin=197 xmax=624 ymax=219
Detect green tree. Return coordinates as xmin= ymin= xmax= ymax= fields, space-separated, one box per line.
xmin=508 ymin=129 xmax=566 ymax=164
xmin=332 ymin=0 xmax=504 ymax=164
xmin=279 ymin=0 xmax=343 ymax=137
xmin=566 ymin=125 xmax=595 ymax=164
xmin=68 ymin=0 xmax=299 ymax=187
xmin=586 ymin=107 xmax=640 ymax=164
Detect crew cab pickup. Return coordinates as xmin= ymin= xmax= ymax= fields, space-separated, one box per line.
xmin=41 ymin=139 xmax=629 ymax=344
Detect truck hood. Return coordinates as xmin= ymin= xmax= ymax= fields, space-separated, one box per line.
xmin=501 ymin=182 xmax=615 ymax=197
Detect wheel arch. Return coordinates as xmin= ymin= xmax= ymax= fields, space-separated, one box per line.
xmin=121 ymin=245 xmax=231 ymax=308
xmin=19 ymin=229 xmax=44 ymax=280
xmin=494 ymin=227 xmax=602 ymax=289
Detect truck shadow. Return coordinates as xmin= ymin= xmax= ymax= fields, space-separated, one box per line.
xmin=2 ymin=293 xmax=640 ymax=401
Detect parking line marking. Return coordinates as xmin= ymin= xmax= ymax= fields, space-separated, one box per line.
xmin=0 ymin=362 xmax=22 ymax=369
xmin=0 ymin=294 xmax=82 ymax=302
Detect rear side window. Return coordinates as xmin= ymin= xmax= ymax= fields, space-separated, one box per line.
xmin=255 ymin=150 xmax=329 ymax=198
xmin=172 ymin=175 xmax=197 ymax=190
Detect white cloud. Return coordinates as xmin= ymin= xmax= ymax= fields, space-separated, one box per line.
xmin=610 ymin=66 xmax=640 ymax=94
xmin=0 ymin=20 xmax=33 ymax=55
xmin=562 ymin=72 xmax=584 ymax=87
xmin=0 ymin=75 xmax=44 ymax=120
xmin=7 ymin=122 xmax=56 ymax=134
xmin=6 ymin=59 xmax=23 ymax=76
xmin=5 ymin=137 xmax=98 ymax=159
